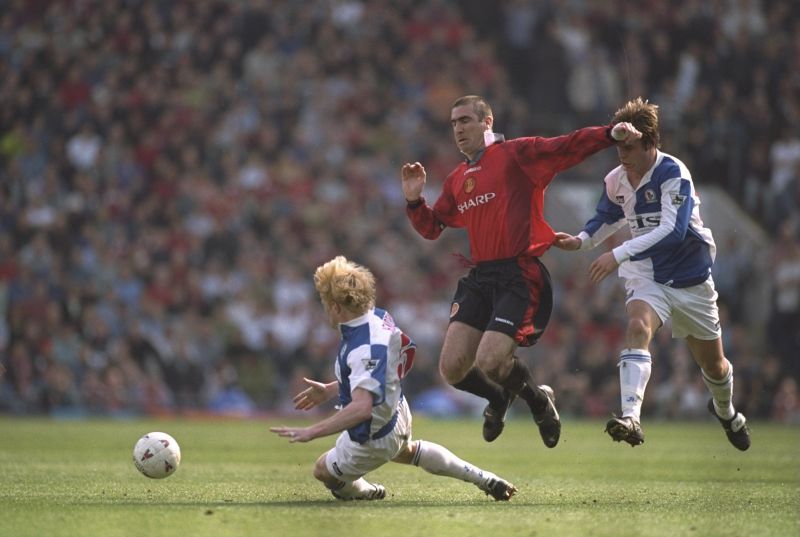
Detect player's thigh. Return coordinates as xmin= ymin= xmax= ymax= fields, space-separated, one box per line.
xmin=439 ymin=321 xmax=483 ymax=382
xmin=625 ymin=279 xmax=669 ymax=327
xmin=626 ymin=299 xmax=663 ymax=332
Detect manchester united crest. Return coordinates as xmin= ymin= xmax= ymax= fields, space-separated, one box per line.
xmin=464 ymin=177 xmax=476 ymax=193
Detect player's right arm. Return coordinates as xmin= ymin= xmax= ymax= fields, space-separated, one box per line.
xmin=576 ymin=183 xmax=626 ymax=249
xmin=271 ymin=388 xmax=373 ymax=443
xmin=401 ymin=162 xmax=426 ymax=202
xmin=554 ymin=183 xmax=625 ymax=251
xmin=402 ymin=162 xmax=459 ymax=239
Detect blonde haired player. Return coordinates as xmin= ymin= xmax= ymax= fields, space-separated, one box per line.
xmin=270 ymin=256 xmax=517 ymax=501
xmin=554 ymin=98 xmax=750 ymax=450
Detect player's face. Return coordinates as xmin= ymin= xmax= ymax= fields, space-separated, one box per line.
xmin=451 ymin=104 xmax=490 ymax=160
xmin=616 ymin=138 xmax=655 ymax=176
xmin=321 ymin=300 xmax=340 ymax=328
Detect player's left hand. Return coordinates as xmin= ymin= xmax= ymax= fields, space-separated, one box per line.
xmin=269 ymin=426 xmax=314 ymax=443
xmin=588 ymin=252 xmax=619 ymax=283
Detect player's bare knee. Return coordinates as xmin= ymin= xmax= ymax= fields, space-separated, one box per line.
xmin=391 ymin=441 xmax=417 ymax=465
xmin=475 ymin=352 xmax=511 ymax=384
xmin=439 ymin=359 xmax=467 ymax=385
xmin=312 ymin=454 xmax=329 ymax=482
xmin=701 ymin=355 xmax=729 ymax=379
xmin=626 ymin=317 xmax=652 ymax=344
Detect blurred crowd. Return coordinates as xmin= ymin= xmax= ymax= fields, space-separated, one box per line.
xmin=0 ymin=0 xmax=798 ymax=423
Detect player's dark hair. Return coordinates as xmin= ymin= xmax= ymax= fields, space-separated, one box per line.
xmin=452 ymin=95 xmax=493 ymax=122
xmin=612 ymin=97 xmax=660 ymax=149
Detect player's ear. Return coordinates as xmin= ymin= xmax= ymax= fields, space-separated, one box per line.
xmin=485 ymin=114 xmax=494 ymax=130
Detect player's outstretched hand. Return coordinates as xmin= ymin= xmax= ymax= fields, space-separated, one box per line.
xmin=293 ymin=377 xmax=330 ymax=411
xmin=269 ymin=425 xmax=314 ymax=443
xmin=610 ymin=122 xmax=642 ymax=142
xmin=553 ymin=232 xmax=581 ymax=251
xmin=401 ymin=162 xmax=426 ymax=202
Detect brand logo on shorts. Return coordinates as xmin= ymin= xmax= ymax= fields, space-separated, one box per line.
xmin=464 ymin=177 xmax=476 ymax=193
xmin=332 ymin=462 xmax=343 ymax=476
xmin=449 ymin=302 xmax=460 ymax=318
xmin=494 ymin=317 xmax=514 ymax=326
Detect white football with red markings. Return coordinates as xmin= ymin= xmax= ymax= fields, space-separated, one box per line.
xmin=133 ymin=432 xmax=181 ymax=479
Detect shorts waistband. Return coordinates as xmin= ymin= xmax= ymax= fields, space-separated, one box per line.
xmin=663 ymin=273 xmax=710 ymax=288
xmin=475 ymin=256 xmax=525 ymax=267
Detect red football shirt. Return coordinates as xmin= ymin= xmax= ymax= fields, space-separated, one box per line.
xmin=407 ymin=126 xmax=613 ymax=262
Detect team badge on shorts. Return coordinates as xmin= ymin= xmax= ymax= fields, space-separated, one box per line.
xmin=464 ymin=177 xmax=476 ymax=193
xmin=450 ymin=302 xmax=460 ymax=318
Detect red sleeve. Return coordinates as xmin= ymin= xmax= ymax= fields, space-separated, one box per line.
xmin=406 ymin=194 xmax=464 ymax=239
xmin=406 ymin=197 xmax=445 ymax=239
xmin=512 ymin=125 xmax=614 ymax=188
xmin=406 ymin=176 xmax=464 ymax=239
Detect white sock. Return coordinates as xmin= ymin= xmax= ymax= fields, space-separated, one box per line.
xmin=618 ymin=349 xmax=652 ymax=421
xmin=412 ymin=440 xmax=487 ymax=486
xmin=701 ymin=360 xmax=735 ymax=419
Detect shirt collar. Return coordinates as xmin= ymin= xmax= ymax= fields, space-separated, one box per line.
xmin=466 ymin=131 xmax=505 ymax=164
xmin=338 ymin=308 xmax=373 ymax=333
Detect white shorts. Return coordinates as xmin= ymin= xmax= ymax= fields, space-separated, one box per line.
xmin=325 ymin=397 xmax=412 ymax=482
xmin=624 ymin=277 xmax=721 ymax=340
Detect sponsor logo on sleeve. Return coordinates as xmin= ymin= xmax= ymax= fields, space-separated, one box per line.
xmin=671 ymin=193 xmax=687 ymax=206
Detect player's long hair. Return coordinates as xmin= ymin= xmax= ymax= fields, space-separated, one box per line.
xmin=612 ymin=97 xmax=660 ymax=149
xmin=314 ymin=256 xmax=375 ymax=314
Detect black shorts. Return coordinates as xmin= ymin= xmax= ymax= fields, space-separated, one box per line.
xmin=449 ymin=256 xmax=553 ymax=347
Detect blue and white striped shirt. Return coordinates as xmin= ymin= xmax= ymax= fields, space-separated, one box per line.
xmin=577 ymin=151 xmax=716 ymax=288
xmin=335 ymin=307 xmax=415 ymax=444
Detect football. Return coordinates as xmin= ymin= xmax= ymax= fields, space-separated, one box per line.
xmin=132 ymin=432 xmax=181 ymax=479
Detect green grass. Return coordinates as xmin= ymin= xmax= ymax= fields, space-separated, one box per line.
xmin=0 ymin=416 xmax=797 ymax=537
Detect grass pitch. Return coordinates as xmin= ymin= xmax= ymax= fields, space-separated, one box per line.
xmin=0 ymin=416 xmax=797 ymax=537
